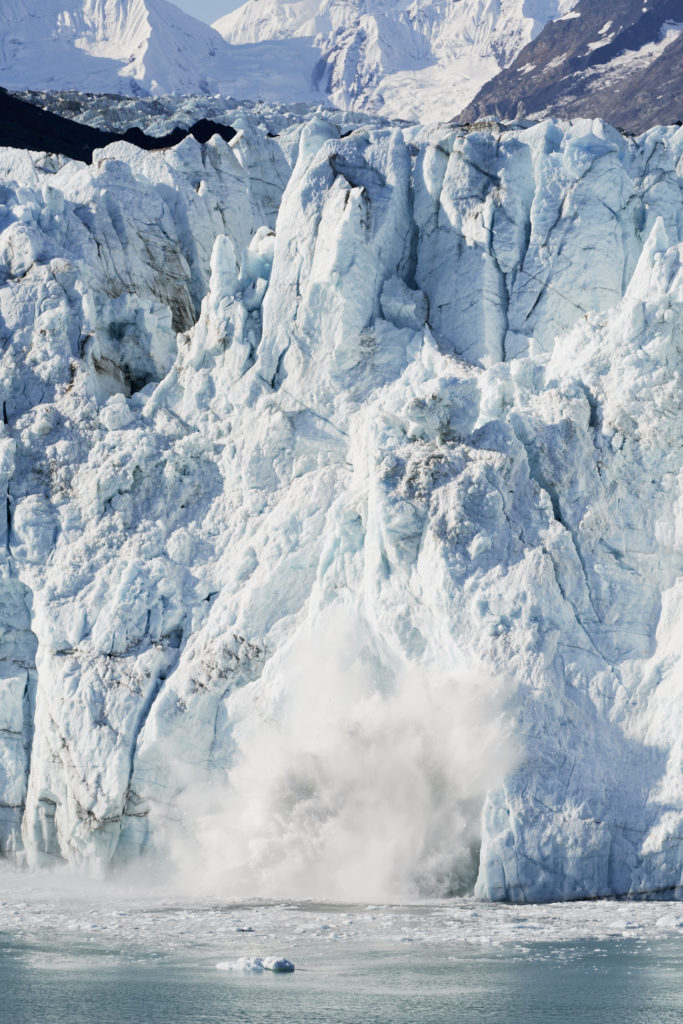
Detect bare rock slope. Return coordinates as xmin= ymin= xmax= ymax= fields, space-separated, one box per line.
xmin=460 ymin=0 xmax=683 ymax=132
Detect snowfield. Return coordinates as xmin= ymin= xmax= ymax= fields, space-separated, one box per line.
xmin=0 ymin=104 xmax=681 ymax=902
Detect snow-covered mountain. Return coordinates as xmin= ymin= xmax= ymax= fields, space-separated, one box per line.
xmin=0 ymin=102 xmax=681 ymax=900
xmin=214 ymin=0 xmax=580 ymax=121
xmin=1 ymin=0 xmax=679 ymax=129
xmin=0 ymin=0 xmax=580 ymax=120
xmin=0 ymin=0 xmax=320 ymax=101
xmin=460 ymin=0 xmax=683 ymax=133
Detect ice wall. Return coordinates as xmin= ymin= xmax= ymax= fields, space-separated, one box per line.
xmin=0 ymin=111 xmax=681 ymax=901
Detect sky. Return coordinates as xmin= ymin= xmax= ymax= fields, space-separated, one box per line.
xmin=172 ymin=0 xmax=245 ymax=24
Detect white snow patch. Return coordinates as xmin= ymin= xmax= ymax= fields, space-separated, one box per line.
xmin=587 ymin=36 xmax=614 ymax=51
xmin=577 ymin=21 xmax=683 ymax=87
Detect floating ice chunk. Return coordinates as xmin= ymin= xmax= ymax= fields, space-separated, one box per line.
xmin=655 ymin=916 xmax=683 ymax=930
xmin=216 ymin=957 xmax=263 ymax=971
xmin=262 ymin=957 xmax=295 ymax=972
xmin=216 ymin=956 xmax=295 ymax=972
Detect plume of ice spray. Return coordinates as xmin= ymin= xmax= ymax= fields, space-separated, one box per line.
xmin=167 ymin=608 xmax=519 ymax=902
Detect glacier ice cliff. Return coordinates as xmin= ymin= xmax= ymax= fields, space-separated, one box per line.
xmin=0 ymin=107 xmax=681 ymax=902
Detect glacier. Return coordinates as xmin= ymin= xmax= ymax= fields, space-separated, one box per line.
xmin=0 ymin=105 xmax=682 ymax=902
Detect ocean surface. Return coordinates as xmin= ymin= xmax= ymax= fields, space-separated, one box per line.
xmin=1 ymin=873 xmax=681 ymax=1023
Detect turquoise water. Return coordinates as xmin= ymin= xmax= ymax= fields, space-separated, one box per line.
xmin=2 ymin=932 xmax=682 ymax=1024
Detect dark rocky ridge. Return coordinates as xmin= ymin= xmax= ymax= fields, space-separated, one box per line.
xmin=459 ymin=0 xmax=683 ymax=133
xmin=0 ymin=88 xmax=236 ymax=163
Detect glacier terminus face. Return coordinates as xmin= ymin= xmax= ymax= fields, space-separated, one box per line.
xmin=0 ymin=104 xmax=681 ymax=903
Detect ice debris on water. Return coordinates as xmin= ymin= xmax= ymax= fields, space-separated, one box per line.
xmin=216 ymin=957 xmax=295 ymax=973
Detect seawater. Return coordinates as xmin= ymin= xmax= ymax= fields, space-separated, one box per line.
xmin=2 ymin=932 xmax=682 ymax=1024
xmin=1 ymin=883 xmax=681 ymax=1024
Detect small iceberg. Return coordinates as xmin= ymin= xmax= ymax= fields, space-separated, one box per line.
xmin=262 ymin=957 xmax=295 ymax=973
xmin=216 ymin=956 xmax=295 ymax=973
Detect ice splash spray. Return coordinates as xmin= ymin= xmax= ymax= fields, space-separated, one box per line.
xmin=167 ymin=607 xmax=519 ymax=902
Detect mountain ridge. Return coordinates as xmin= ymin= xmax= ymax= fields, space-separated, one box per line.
xmin=459 ymin=0 xmax=683 ymax=132
xmin=214 ymin=0 xmax=578 ymax=121
xmin=0 ymin=0 xmax=579 ymax=121
xmin=1 ymin=0 xmax=680 ymax=130
xmin=0 ymin=0 xmax=320 ymax=102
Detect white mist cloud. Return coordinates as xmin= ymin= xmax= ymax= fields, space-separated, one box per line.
xmin=164 ymin=607 xmax=519 ymax=902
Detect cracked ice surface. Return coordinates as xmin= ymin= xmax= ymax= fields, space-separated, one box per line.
xmin=0 ymin=109 xmax=681 ymax=902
